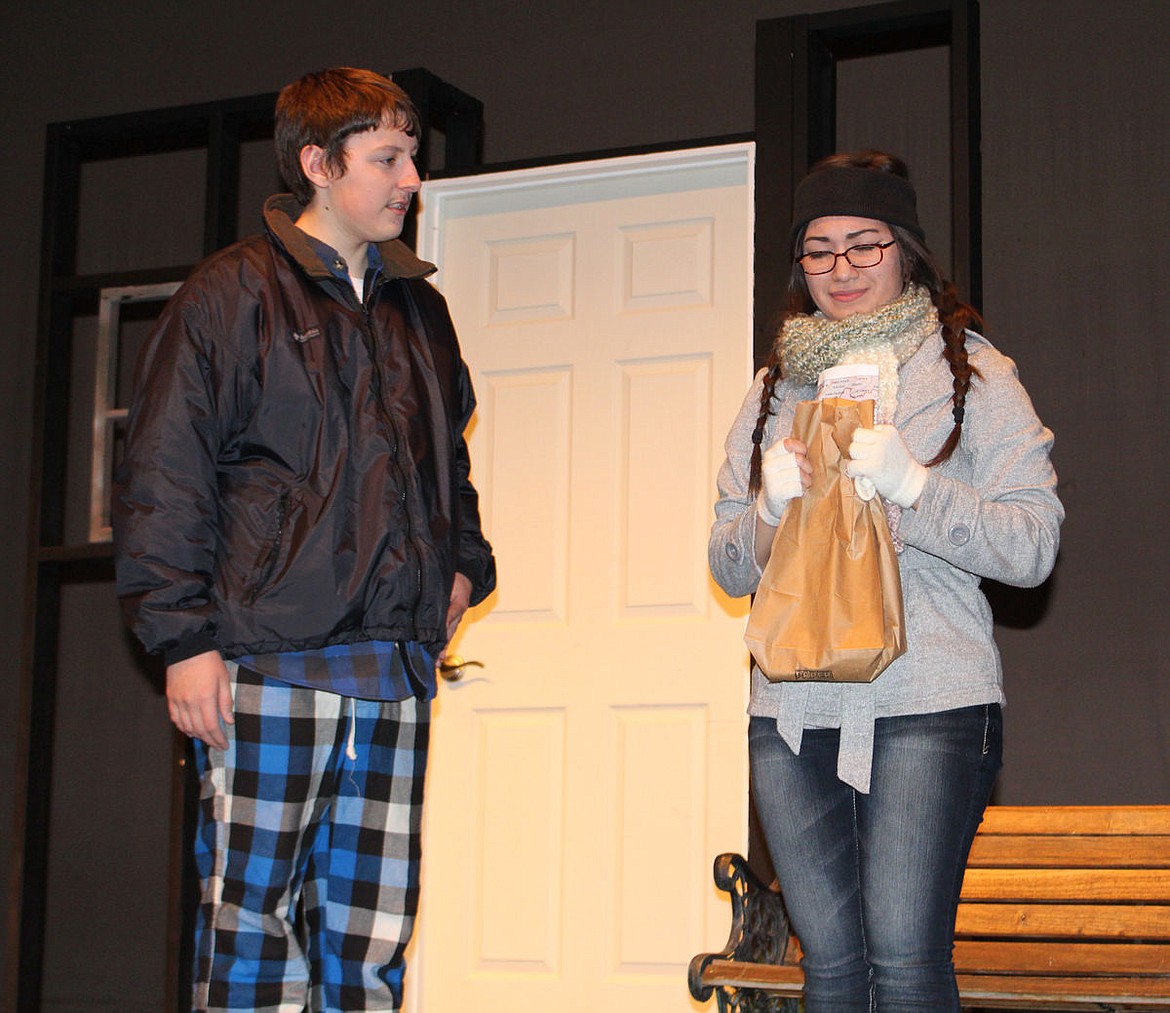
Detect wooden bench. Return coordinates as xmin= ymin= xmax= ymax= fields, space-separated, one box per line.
xmin=689 ymin=805 xmax=1170 ymax=1011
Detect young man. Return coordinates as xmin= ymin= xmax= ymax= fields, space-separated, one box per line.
xmin=114 ymin=67 xmax=496 ymax=1011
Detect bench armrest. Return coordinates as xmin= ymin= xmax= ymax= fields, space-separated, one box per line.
xmin=688 ymin=852 xmax=793 ymax=1001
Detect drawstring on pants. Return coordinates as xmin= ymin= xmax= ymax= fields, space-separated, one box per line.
xmin=346 ymin=696 xmax=358 ymax=762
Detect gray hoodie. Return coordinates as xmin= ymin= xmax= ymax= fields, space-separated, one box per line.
xmin=708 ymin=329 xmax=1063 ymax=790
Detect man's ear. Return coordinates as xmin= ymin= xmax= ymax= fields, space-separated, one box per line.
xmin=299 ymin=145 xmax=334 ymax=189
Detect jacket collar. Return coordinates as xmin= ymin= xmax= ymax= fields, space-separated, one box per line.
xmin=262 ymin=194 xmax=436 ymax=282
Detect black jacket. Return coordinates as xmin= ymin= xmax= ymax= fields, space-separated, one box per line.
xmin=114 ymin=196 xmax=496 ymax=666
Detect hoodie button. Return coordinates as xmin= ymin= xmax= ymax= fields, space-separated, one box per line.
xmin=726 ymin=543 xmax=741 ymax=561
xmin=949 ymin=524 xmax=971 ymax=546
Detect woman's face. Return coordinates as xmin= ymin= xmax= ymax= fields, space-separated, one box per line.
xmin=800 ymin=216 xmax=905 ymax=321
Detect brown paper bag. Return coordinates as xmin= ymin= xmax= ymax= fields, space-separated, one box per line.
xmin=744 ymin=397 xmax=906 ymax=683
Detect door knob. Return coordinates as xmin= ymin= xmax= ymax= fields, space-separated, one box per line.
xmin=437 ymin=656 xmax=484 ymax=682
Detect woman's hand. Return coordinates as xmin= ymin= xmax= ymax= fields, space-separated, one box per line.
xmin=759 ymin=438 xmax=813 ymax=525
xmin=848 ymin=424 xmax=928 ymax=508
xmin=755 ymin=438 xmax=813 ymax=567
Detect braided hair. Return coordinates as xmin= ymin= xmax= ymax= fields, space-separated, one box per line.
xmin=748 ymin=151 xmax=982 ymax=495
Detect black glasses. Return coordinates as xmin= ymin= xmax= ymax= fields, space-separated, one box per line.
xmin=797 ymin=240 xmax=897 ymax=275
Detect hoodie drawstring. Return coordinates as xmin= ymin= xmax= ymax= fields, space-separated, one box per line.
xmin=346 ymin=696 xmax=358 ymax=762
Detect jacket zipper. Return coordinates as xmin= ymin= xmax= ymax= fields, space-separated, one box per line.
xmin=360 ymin=292 xmax=426 ymax=632
xmin=249 ymin=489 xmax=290 ymax=604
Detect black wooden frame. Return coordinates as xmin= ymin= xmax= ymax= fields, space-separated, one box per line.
xmin=754 ymin=0 xmax=981 ymax=369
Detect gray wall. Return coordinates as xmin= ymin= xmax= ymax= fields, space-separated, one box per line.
xmin=3 ymin=1 xmax=1168 ymax=1007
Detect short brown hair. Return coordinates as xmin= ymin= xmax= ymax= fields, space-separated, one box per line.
xmin=275 ymin=67 xmax=421 ymax=205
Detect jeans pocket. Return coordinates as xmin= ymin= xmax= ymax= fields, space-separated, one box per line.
xmin=980 ymin=703 xmax=1004 ymax=765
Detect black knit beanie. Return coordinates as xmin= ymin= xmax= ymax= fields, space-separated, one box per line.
xmin=790 ymin=166 xmax=925 ymax=248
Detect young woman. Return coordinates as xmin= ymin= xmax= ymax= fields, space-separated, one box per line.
xmin=708 ymin=151 xmax=1063 ymax=1011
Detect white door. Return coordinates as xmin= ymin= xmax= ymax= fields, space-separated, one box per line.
xmin=410 ymin=144 xmax=755 ymax=1012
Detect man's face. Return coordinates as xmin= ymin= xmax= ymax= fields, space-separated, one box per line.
xmin=322 ymin=121 xmax=421 ymax=246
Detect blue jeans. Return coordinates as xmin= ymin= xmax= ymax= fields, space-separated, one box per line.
xmin=748 ymin=704 xmax=1002 ymax=1012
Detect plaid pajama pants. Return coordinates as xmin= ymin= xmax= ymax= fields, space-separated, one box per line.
xmin=190 ymin=663 xmax=430 ymax=1012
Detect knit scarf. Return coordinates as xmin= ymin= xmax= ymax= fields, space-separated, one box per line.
xmin=778 ymin=284 xmax=937 ymax=423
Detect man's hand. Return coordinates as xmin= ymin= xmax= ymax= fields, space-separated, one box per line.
xmin=167 ymin=650 xmax=234 ymax=750
xmin=438 ymin=573 xmax=473 ymax=664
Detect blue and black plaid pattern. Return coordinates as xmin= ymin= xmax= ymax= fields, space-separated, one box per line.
xmin=191 ymin=663 xmax=430 ymax=1012
xmin=235 ymin=640 xmax=437 ymax=703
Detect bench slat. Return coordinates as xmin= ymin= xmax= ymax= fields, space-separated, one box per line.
xmin=953 ymin=939 xmax=1170 ymax=975
xmin=956 ymin=901 xmax=1170 ymax=940
xmin=979 ymin=806 xmax=1170 ymax=836
xmin=968 ymin=834 xmax=1170 ymax=868
xmin=961 ymin=867 xmax=1170 ymax=902
xmin=700 ymin=961 xmax=1170 ymax=1005
xmin=700 ymin=959 xmax=803 ymax=990
xmin=954 ymin=975 xmax=1170 ymax=1010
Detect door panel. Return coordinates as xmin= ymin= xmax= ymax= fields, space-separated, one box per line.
xmin=411 ymin=145 xmax=754 ymax=1011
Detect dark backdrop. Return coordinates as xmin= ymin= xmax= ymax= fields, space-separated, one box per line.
xmin=3 ymin=2 xmax=1168 ymax=1008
